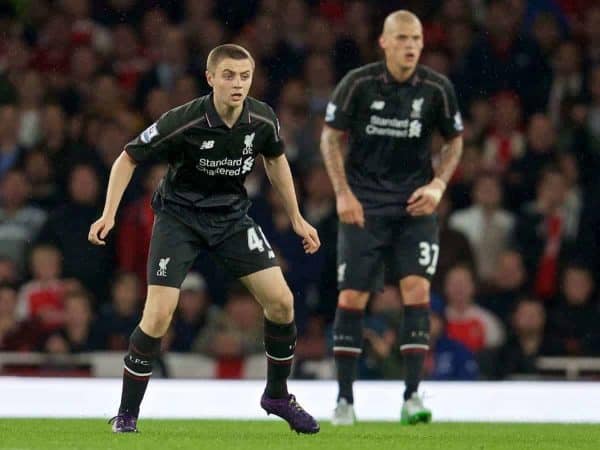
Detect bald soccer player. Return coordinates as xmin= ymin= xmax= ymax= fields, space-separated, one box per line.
xmin=321 ymin=10 xmax=464 ymax=425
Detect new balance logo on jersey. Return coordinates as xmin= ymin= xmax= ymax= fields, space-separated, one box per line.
xmin=370 ymin=100 xmax=385 ymax=110
xmin=411 ymin=98 xmax=424 ymax=118
xmin=200 ymin=140 xmax=215 ymax=150
xmin=156 ymin=257 xmax=170 ymax=277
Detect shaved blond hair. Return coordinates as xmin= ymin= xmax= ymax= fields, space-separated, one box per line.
xmin=382 ymin=10 xmax=422 ymax=35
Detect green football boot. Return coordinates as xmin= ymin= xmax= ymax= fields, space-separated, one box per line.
xmin=400 ymin=392 xmax=432 ymax=425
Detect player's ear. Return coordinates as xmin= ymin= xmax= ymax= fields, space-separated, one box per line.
xmin=205 ymin=70 xmax=214 ymax=88
xmin=378 ymin=34 xmax=386 ymax=50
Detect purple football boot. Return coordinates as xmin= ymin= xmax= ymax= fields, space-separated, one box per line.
xmin=108 ymin=414 xmax=138 ymax=433
xmin=260 ymin=393 xmax=320 ymax=434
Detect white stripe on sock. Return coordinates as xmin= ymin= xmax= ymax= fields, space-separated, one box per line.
xmin=333 ymin=346 xmax=362 ymax=354
xmin=400 ymin=344 xmax=430 ymax=351
xmin=124 ymin=365 xmax=152 ymax=377
xmin=265 ymin=352 xmax=294 ymax=361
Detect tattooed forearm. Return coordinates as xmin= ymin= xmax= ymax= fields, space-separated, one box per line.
xmin=435 ymin=135 xmax=463 ymax=185
xmin=320 ymin=125 xmax=350 ymax=195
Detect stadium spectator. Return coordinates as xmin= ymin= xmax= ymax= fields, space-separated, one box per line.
xmin=444 ymin=265 xmax=505 ymax=354
xmin=0 ymin=169 xmax=47 ymax=274
xmin=464 ymin=98 xmax=492 ymax=147
xmin=294 ymin=315 xmax=328 ymax=376
xmin=449 ymin=173 xmax=515 ymax=282
xmin=61 ymin=45 xmax=100 ymax=116
xmin=0 ymin=104 xmax=25 ymax=178
xmin=194 ymin=283 xmax=263 ymax=378
xmin=42 ymin=290 xmax=100 ymax=354
xmin=0 ymin=258 xmax=19 ymax=286
xmin=110 ymin=24 xmax=150 ymax=96
xmin=506 ymin=114 xmax=559 ymax=207
xmin=513 ymin=167 xmax=578 ymax=301
xmin=22 ymin=150 xmax=63 ymax=211
xmin=432 ymin=195 xmax=475 ymax=294
xmin=16 ymin=244 xmax=66 ymax=331
xmin=480 ymin=250 xmax=528 ymax=325
xmin=170 ymin=272 xmax=216 ymax=352
xmin=39 ymin=104 xmax=102 ymax=189
xmin=461 ymin=0 xmax=545 ymax=110
xmin=447 ymin=144 xmax=483 ymax=210
xmin=96 ymin=272 xmax=141 ymax=351
xmin=15 ymin=70 xmax=45 ymax=149
xmin=496 ymin=298 xmax=551 ymax=379
xmin=545 ymin=265 xmax=600 ymax=356
xmin=426 ymin=310 xmax=479 ymax=381
xmin=481 ymin=91 xmax=526 ymax=174
xmin=0 ymin=284 xmax=40 ymax=351
xmin=135 ymin=28 xmax=196 ymax=109
xmin=37 ymin=164 xmax=113 ymax=301
xmin=582 ymin=6 xmax=600 ymax=67
xmin=546 ymin=41 xmax=584 ymax=127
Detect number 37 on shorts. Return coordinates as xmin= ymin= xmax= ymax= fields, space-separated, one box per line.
xmin=418 ymin=241 xmax=439 ymax=276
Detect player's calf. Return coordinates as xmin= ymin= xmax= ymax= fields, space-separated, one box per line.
xmin=332 ymin=303 xmax=364 ymax=406
xmin=399 ymin=300 xmax=432 ymax=425
xmin=261 ymin=316 xmax=320 ymax=434
xmin=115 ymin=326 xmax=162 ymax=428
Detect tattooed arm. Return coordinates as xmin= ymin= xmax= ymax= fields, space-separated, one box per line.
xmin=320 ymin=124 xmax=365 ymax=227
xmin=406 ymin=134 xmax=463 ymax=216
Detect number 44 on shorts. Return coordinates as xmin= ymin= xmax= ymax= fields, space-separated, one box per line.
xmin=418 ymin=242 xmax=439 ymax=275
xmin=247 ymin=227 xmax=275 ymax=259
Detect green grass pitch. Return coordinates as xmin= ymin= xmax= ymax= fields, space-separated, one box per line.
xmin=1 ymin=419 xmax=599 ymax=450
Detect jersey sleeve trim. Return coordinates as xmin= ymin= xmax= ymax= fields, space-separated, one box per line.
xmin=341 ymin=74 xmax=382 ymax=112
xmin=124 ymin=146 xmax=141 ymax=163
xmin=423 ymin=79 xmax=450 ymax=118
xmin=249 ymin=112 xmax=280 ymax=142
xmin=150 ymin=115 xmax=207 ymax=148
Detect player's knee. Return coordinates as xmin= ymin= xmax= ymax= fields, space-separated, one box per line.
xmin=265 ymin=286 xmax=294 ymax=323
xmin=400 ymin=277 xmax=430 ymax=306
xmin=338 ymin=290 xmax=369 ymax=310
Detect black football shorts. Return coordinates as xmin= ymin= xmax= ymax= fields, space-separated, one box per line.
xmin=337 ymin=214 xmax=439 ymax=292
xmin=146 ymin=209 xmax=278 ymax=288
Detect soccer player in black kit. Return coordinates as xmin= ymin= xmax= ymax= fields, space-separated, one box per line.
xmin=88 ymin=44 xmax=320 ymax=434
xmin=321 ymin=11 xmax=464 ymax=425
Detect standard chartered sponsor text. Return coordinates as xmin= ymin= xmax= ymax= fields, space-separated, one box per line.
xmin=195 ymin=157 xmax=254 ymax=176
xmin=366 ymin=115 xmax=422 ymax=138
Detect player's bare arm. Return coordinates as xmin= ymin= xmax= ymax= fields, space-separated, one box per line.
xmin=320 ymin=124 xmax=365 ymax=228
xmin=262 ymin=154 xmax=321 ymax=254
xmin=407 ymin=134 xmax=463 ymax=216
xmin=88 ymin=151 xmax=137 ymax=245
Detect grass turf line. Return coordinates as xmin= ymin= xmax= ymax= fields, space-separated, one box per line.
xmin=0 ymin=420 xmax=599 ymax=450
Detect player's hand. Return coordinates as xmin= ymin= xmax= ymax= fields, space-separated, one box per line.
xmin=291 ymin=215 xmax=321 ymax=254
xmin=88 ymin=216 xmax=115 ymax=246
xmin=336 ymin=189 xmax=365 ymax=228
xmin=406 ymin=178 xmax=446 ymax=216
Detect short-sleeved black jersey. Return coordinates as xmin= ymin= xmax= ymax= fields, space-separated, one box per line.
xmin=325 ymin=61 xmax=463 ymax=216
xmin=126 ymin=93 xmax=283 ymax=214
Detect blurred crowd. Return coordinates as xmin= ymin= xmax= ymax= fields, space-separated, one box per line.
xmin=1 ymin=0 xmax=600 ymax=380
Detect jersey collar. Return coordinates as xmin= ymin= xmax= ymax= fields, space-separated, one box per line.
xmin=204 ymin=93 xmax=251 ymax=128
xmin=382 ymin=61 xmax=421 ymax=87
